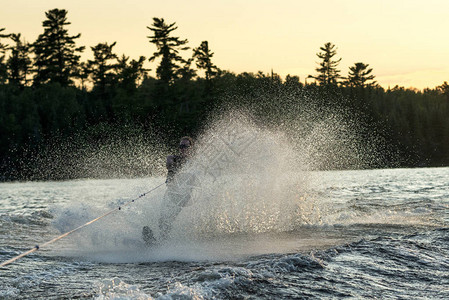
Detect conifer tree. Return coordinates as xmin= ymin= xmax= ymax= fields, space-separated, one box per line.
xmin=7 ymin=33 xmax=32 ymax=87
xmin=0 ymin=28 xmax=9 ymax=84
xmin=284 ymin=74 xmax=302 ymax=90
xmin=177 ymin=58 xmax=196 ymax=81
xmin=32 ymin=9 xmax=85 ymax=86
xmin=116 ymin=54 xmax=148 ymax=91
xmin=346 ymin=62 xmax=376 ymax=87
xmin=193 ymin=41 xmax=219 ymax=81
xmin=87 ymin=42 xmax=118 ymax=91
xmin=437 ymin=81 xmax=449 ymax=101
xmin=147 ymin=18 xmax=189 ymax=85
xmin=77 ymin=61 xmax=89 ymax=90
xmin=314 ymin=42 xmax=342 ymax=86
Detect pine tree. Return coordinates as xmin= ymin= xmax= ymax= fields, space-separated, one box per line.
xmin=346 ymin=62 xmax=376 ymax=87
xmin=87 ymin=42 xmax=118 ymax=91
xmin=77 ymin=61 xmax=89 ymax=90
xmin=193 ymin=41 xmax=219 ymax=81
xmin=284 ymin=74 xmax=302 ymax=90
xmin=147 ymin=18 xmax=189 ymax=85
xmin=116 ymin=54 xmax=148 ymax=91
xmin=314 ymin=42 xmax=342 ymax=86
xmin=0 ymin=28 xmax=9 ymax=84
xmin=7 ymin=33 xmax=32 ymax=87
xmin=437 ymin=81 xmax=449 ymax=101
xmin=32 ymin=9 xmax=85 ymax=86
xmin=177 ymin=58 xmax=196 ymax=81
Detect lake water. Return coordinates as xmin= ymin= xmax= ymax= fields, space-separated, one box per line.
xmin=1 ymin=167 xmax=448 ymax=299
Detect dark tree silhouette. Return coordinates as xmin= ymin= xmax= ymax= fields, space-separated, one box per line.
xmin=77 ymin=61 xmax=89 ymax=90
xmin=193 ymin=41 xmax=219 ymax=81
xmin=314 ymin=42 xmax=342 ymax=86
xmin=346 ymin=62 xmax=376 ymax=87
xmin=116 ymin=54 xmax=148 ymax=91
xmin=0 ymin=28 xmax=9 ymax=84
xmin=177 ymin=57 xmax=196 ymax=81
xmin=147 ymin=18 xmax=189 ymax=85
xmin=32 ymin=9 xmax=85 ymax=86
xmin=437 ymin=81 xmax=449 ymax=101
xmin=3 ymin=13 xmax=449 ymax=180
xmin=7 ymin=33 xmax=32 ymax=87
xmin=284 ymin=74 xmax=302 ymax=90
xmin=87 ymin=42 xmax=118 ymax=91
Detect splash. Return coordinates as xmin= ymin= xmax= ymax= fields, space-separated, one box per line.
xmin=173 ymin=111 xmax=314 ymax=237
xmin=49 ymin=88 xmax=392 ymax=261
xmin=18 ymin=123 xmax=167 ymax=180
xmin=166 ymin=102 xmax=385 ymax=239
xmin=49 ymin=105 xmax=385 ymax=262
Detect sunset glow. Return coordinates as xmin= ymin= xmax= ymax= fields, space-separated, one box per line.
xmin=1 ymin=0 xmax=448 ymax=89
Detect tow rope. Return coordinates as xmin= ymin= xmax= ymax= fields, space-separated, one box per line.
xmin=0 ymin=181 xmax=165 ymax=268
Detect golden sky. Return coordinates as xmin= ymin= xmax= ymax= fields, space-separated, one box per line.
xmin=1 ymin=0 xmax=448 ymax=90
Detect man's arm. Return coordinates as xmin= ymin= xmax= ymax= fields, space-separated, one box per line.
xmin=166 ymin=155 xmax=176 ymax=183
xmin=166 ymin=155 xmax=175 ymax=169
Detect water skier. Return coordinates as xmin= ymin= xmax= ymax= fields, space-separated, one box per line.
xmin=142 ymin=136 xmax=196 ymax=245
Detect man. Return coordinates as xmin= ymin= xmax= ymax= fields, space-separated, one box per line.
xmin=142 ymin=136 xmax=196 ymax=245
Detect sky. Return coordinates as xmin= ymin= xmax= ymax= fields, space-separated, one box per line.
xmin=1 ymin=0 xmax=448 ymax=90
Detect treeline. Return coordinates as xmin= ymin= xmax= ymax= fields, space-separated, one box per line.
xmin=1 ymin=9 xmax=449 ymax=180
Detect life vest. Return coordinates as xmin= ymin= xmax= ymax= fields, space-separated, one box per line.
xmin=166 ymin=155 xmax=187 ymax=183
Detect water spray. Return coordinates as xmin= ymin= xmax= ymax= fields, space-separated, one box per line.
xmin=0 ymin=181 xmax=166 ymax=268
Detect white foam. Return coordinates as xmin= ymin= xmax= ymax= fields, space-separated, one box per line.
xmin=95 ymin=278 xmax=153 ymax=300
xmin=50 ymin=112 xmax=377 ymax=262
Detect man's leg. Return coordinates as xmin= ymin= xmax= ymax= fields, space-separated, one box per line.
xmin=158 ymin=197 xmax=183 ymax=241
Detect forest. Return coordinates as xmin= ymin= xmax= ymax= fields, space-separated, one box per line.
xmin=1 ymin=9 xmax=449 ymax=181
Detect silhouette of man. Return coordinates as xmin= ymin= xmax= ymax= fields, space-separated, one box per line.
xmin=143 ymin=136 xmax=196 ymax=245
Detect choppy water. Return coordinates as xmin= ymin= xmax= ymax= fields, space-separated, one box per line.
xmin=1 ymin=168 xmax=449 ymax=299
